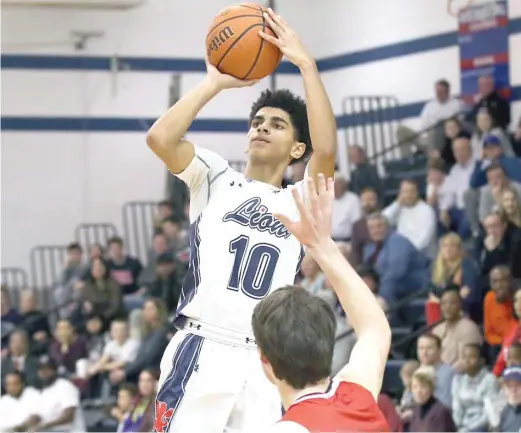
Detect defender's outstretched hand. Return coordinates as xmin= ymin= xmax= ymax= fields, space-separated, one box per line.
xmin=258 ymin=8 xmax=314 ymax=69
xmin=274 ymin=174 xmax=334 ymax=249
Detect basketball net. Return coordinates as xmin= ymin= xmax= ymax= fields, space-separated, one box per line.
xmin=447 ymin=0 xmax=475 ymax=18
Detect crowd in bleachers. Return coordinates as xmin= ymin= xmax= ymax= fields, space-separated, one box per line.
xmin=301 ymin=75 xmax=521 ymax=431
xmin=1 ymin=73 xmax=521 ymax=432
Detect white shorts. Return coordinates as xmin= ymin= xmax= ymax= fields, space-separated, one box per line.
xmin=154 ymin=320 xmax=282 ymax=433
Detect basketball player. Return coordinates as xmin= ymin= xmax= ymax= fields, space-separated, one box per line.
xmin=253 ymin=175 xmax=391 ymax=432
xmin=146 ymin=9 xmax=337 ymax=433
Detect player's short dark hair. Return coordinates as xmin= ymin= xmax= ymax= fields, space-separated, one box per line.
xmin=251 ymin=286 xmax=336 ymax=389
xmin=249 ymin=89 xmax=312 ymax=163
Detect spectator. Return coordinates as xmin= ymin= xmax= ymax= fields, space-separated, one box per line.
xmin=484 ymin=266 xmax=517 ymax=361
xmin=347 ymin=145 xmax=383 ymax=198
xmin=469 ymin=135 xmax=521 ymax=189
xmin=398 ymin=80 xmax=463 ymax=157
xmin=118 ymin=369 xmax=157 ymax=432
xmin=109 ymin=298 xmax=168 ymax=384
xmin=357 ymin=265 xmax=387 ymax=312
xmin=428 ymin=233 xmax=480 ymax=318
xmin=107 ymin=236 xmax=143 ymax=297
xmin=350 ymin=187 xmax=380 ymax=266
xmin=138 ymin=232 xmax=171 ymax=287
xmin=383 ymin=179 xmax=437 ymax=256
xmin=1 ymin=329 xmax=40 ymax=389
xmin=161 ymin=216 xmax=189 ymax=253
xmin=470 ymin=108 xmax=514 ymax=159
xmin=499 ymin=187 xmax=521 ymax=228
xmin=110 ymin=383 xmax=139 ymax=431
xmin=49 ymin=319 xmax=88 ymax=377
xmin=84 ymin=314 xmax=109 ymax=372
xmin=470 ymin=75 xmax=510 ymax=130
xmin=143 ymin=253 xmax=184 ymax=314
xmin=426 ymin=158 xmax=455 ymax=234
xmin=417 ymin=333 xmax=455 ymax=407
xmin=299 ymin=254 xmax=325 ymax=294
xmin=445 ymin=135 xmax=475 ymax=237
xmin=480 ymin=212 xmax=521 ymax=279
xmin=153 ymin=200 xmax=174 ymax=233
xmin=18 ymin=289 xmax=51 ymax=356
xmin=420 ymin=80 xmax=463 ymax=132
xmin=363 ymin=212 xmax=429 ymax=304
xmin=1 ymin=286 xmax=21 ymax=326
xmin=507 ymin=343 xmax=521 ymax=367
xmin=88 ymin=318 xmax=139 ymax=377
xmin=493 ymin=288 xmax=521 ymax=376
xmin=433 ymin=117 xmax=470 ymax=167
xmin=452 ymin=343 xmax=498 ymax=432
xmin=408 ymin=365 xmax=457 ymax=432
xmin=498 ymin=366 xmax=521 ymax=431
xmin=431 ymin=288 xmax=482 ymax=370
xmin=23 ymin=356 xmax=84 ymax=432
xmin=330 ymin=173 xmax=362 ymax=242
xmin=397 ymin=360 xmax=420 ymax=424
xmin=81 ymin=257 xmax=124 ymax=322
xmin=0 ymin=371 xmax=39 ymax=432
xmin=54 ymin=242 xmax=85 ymax=319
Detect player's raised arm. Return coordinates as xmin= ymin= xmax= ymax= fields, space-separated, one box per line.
xmin=274 ymin=175 xmax=391 ymax=400
xmin=260 ymin=9 xmax=337 ymax=182
xmin=146 ymin=58 xmax=258 ymax=175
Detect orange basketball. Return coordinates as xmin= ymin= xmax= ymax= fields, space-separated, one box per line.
xmin=206 ymin=3 xmax=282 ymax=80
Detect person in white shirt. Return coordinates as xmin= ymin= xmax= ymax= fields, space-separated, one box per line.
xmin=446 ymin=135 xmax=475 ymax=237
xmin=426 ymin=158 xmax=456 ymax=234
xmin=397 ymin=79 xmax=463 ymax=157
xmin=383 ymin=179 xmax=437 ymax=256
xmin=420 ymin=80 xmax=464 ymax=131
xmin=23 ymin=357 xmax=84 ymax=432
xmin=87 ymin=318 xmax=140 ymax=377
xmin=0 ymin=371 xmax=40 ymax=432
xmin=330 ymin=173 xmax=362 ymax=242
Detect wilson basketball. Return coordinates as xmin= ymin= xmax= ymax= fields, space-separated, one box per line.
xmin=206 ymin=3 xmax=282 ymax=80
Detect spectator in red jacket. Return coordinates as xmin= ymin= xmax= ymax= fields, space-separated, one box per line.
xmin=493 ymin=288 xmax=521 ymax=377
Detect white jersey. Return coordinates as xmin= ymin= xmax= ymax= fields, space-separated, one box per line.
xmin=173 ymin=146 xmax=305 ymax=335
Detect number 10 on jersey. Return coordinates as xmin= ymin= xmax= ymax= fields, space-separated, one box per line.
xmin=227 ymin=235 xmax=280 ymax=300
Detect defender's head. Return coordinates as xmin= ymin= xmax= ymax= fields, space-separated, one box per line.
xmin=251 ymin=286 xmax=335 ymax=390
xmin=247 ymin=89 xmax=311 ymax=166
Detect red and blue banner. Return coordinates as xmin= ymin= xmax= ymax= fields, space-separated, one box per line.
xmin=458 ymin=0 xmax=510 ymax=103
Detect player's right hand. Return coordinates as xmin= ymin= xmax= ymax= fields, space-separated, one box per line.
xmin=274 ymin=174 xmax=334 ymax=249
xmin=205 ymin=52 xmax=259 ymax=90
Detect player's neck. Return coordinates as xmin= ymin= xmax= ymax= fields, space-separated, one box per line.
xmin=244 ymin=162 xmax=286 ymax=188
xmin=278 ymin=378 xmax=331 ymax=410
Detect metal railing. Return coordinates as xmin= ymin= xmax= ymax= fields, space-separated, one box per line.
xmin=29 ymin=245 xmax=67 ymax=308
xmin=1 ymin=267 xmax=29 ymax=306
xmin=122 ymin=201 xmax=157 ymax=264
xmin=75 ymin=222 xmax=118 ymax=251
xmin=341 ymin=96 xmax=401 ymax=169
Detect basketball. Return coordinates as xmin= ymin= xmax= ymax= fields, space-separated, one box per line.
xmin=206 ymin=3 xmax=282 ymax=80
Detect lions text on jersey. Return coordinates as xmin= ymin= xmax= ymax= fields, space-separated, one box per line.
xmin=173 ymin=146 xmax=305 ymax=335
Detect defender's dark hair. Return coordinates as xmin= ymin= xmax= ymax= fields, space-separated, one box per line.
xmin=249 ymin=89 xmax=312 ymax=163
xmin=251 ymin=286 xmax=336 ymax=389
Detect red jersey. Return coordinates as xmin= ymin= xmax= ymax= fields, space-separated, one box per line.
xmin=281 ymin=380 xmax=390 ymax=432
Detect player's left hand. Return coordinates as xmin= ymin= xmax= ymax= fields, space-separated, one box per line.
xmin=258 ymin=8 xmax=314 ymax=69
xmin=274 ymin=174 xmax=334 ymax=249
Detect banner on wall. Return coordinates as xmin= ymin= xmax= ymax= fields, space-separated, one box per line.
xmin=458 ymin=0 xmax=510 ymax=104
